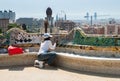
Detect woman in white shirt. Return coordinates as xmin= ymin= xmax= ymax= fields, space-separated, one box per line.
xmin=34 ymin=33 xmax=56 ymax=68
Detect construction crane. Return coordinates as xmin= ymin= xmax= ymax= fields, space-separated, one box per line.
xmin=84 ymin=12 xmax=89 ymax=20
xmin=84 ymin=12 xmax=110 ymax=25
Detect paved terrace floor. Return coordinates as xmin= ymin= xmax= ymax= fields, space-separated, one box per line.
xmin=0 ymin=66 xmax=120 ymax=81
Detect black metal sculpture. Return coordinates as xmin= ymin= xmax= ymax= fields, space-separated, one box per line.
xmin=46 ymin=7 xmax=52 ymax=18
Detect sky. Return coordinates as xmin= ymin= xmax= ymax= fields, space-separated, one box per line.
xmin=0 ymin=0 xmax=120 ymax=20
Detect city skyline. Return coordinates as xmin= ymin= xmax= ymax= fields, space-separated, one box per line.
xmin=0 ymin=0 xmax=120 ymax=20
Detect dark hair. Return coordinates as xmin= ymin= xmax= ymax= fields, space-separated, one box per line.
xmin=44 ymin=37 xmax=51 ymax=41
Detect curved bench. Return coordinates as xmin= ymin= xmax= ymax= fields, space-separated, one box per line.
xmin=1 ymin=52 xmax=120 ymax=75
xmin=55 ymin=53 xmax=120 ymax=75
xmin=0 ymin=53 xmax=37 ymax=67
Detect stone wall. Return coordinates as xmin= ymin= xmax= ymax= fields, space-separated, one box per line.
xmin=0 ymin=53 xmax=37 ymax=67
xmin=55 ymin=53 xmax=120 ymax=75
xmin=1 ymin=53 xmax=120 ymax=75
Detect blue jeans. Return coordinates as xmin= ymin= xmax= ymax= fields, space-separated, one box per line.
xmin=38 ymin=52 xmax=56 ymax=65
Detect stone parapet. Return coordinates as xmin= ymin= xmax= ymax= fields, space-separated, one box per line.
xmin=0 ymin=53 xmax=37 ymax=67
xmin=55 ymin=53 xmax=120 ymax=75
xmin=1 ymin=52 xmax=120 ymax=75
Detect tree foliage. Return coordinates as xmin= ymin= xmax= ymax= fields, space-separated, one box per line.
xmin=0 ymin=28 xmax=2 ymax=34
xmin=8 ymin=23 xmax=21 ymax=30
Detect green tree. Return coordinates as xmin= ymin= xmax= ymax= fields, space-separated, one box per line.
xmin=8 ymin=23 xmax=21 ymax=30
xmin=22 ymin=24 xmax=27 ymax=30
xmin=0 ymin=28 xmax=2 ymax=33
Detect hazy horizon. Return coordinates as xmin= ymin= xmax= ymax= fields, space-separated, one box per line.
xmin=0 ymin=0 xmax=120 ymax=20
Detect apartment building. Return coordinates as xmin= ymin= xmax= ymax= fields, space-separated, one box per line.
xmin=0 ymin=18 xmax=9 ymax=33
xmin=0 ymin=10 xmax=15 ymax=23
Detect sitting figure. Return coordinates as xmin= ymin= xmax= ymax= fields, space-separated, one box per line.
xmin=34 ymin=33 xmax=56 ymax=68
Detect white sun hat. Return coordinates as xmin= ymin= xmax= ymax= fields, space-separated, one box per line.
xmin=43 ymin=33 xmax=52 ymax=38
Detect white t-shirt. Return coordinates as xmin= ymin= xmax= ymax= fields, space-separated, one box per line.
xmin=38 ymin=40 xmax=56 ymax=54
